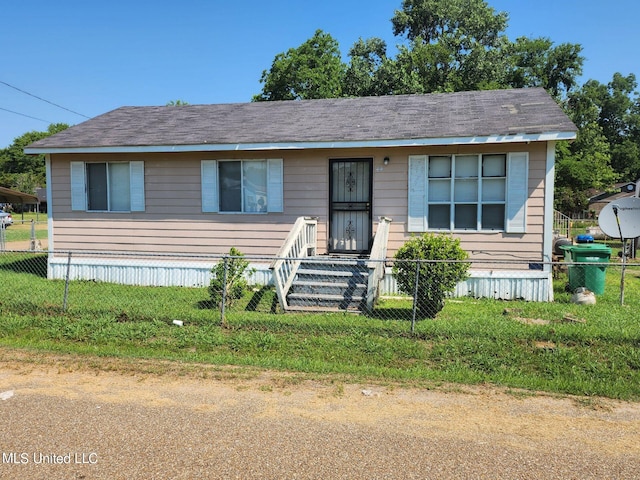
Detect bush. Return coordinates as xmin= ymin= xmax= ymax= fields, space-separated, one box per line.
xmin=209 ymin=248 xmax=255 ymax=309
xmin=393 ymin=233 xmax=469 ymax=318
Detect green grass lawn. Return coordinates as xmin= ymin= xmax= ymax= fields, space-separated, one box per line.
xmin=2 ymin=212 xmax=47 ymax=243
xmin=1 ymin=252 xmax=639 ymax=400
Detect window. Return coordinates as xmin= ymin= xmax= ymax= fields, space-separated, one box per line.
xmin=201 ymin=159 xmax=283 ymax=213
xmin=408 ymin=153 xmax=527 ymax=233
xmin=70 ymin=161 xmax=145 ymax=212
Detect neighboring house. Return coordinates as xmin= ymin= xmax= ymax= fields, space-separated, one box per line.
xmin=589 ymin=181 xmax=638 ymax=216
xmin=25 ymin=88 xmax=577 ymax=303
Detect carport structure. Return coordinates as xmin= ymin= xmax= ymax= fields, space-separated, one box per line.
xmin=0 ymin=186 xmax=39 ymax=206
xmin=0 ymin=186 xmax=41 ymax=224
xmin=0 ymin=186 xmax=41 ymax=250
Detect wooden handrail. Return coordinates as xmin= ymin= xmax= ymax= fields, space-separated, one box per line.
xmin=365 ymin=217 xmax=392 ymax=312
xmin=270 ymin=217 xmax=318 ymax=311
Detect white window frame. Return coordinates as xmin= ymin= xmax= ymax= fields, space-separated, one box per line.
xmin=201 ymin=158 xmax=283 ymax=214
xmin=408 ymin=152 xmax=527 ymax=233
xmin=70 ymin=161 xmax=145 ymax=212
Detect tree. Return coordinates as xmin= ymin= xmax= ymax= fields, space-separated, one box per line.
xmin=553 ymin=74 xmax=640 ymax=214
xmin=392 ymin=35 xmax=510 ymax=93
xmin=390 ymin=0 xmax=511 ymax=92
xmin=0 ymin=123 xmax=69 ymax=190
xmin=558 ymin=73 xmax=640 ymax=206
xmin=391 ymin=0 xmax=508 ymax=46
xmin=554 ymin=126 xmax=617 ymax=214
xmin=343 ymin=37 xmax=389 ymax=97
xmin=506 ymin=37 xmax=583 ymax=97
xmin=388 ymin=0 xmax=583 ymax=95
xmin=208 ymin=247 xmax=255 ymax=312
xmin=253 ymin=30 xmax=344 ymax=101
xmin=594 ymin=74 xmax=640 ymax=180
xmin=255 ymin=1 xmax=584 ymax=99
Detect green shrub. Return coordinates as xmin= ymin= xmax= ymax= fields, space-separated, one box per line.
xmin=393 ymin=233 xmax=469 ymax=318
xmin=209 ymin=248 xmax=255 ymax=309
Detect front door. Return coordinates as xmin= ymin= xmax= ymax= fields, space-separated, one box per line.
xmin=329 ymin=159 xmax=372 ymax=254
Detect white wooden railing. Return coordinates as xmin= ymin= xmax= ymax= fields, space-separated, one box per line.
xmin=270 ymin=217 xmax=318 ymax=311
xmin=554 ymin=210 xmax=571 ymax=239
xmin=365 ymin=217 xmax=392 ymax=313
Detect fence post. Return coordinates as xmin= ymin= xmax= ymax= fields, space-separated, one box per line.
xmin=411 ymin=260 xmax=420 ymax=333
xmin=220 ymin=256 xmax=228 ymax=324
xmin=63 ymin=252 xmax=72 ymax=311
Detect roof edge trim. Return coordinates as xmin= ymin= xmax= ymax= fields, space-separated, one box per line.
xmin=25 ymin=131 xmax=577 ymax=154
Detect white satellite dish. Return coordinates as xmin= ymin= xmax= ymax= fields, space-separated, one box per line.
xmin=598 ymin=197 xmax=640 ymax=239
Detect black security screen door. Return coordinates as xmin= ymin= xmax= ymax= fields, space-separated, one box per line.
xmin=329 ymin=159 xmax=373 ymax=254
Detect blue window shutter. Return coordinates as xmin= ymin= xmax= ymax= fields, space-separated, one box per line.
xmin=408 ymin=155 xmax=427 ymax=232
xmin=267 ymin=158 xmax=284 ymax=213
xmin=70 ymin=161 xmax=86 ymax=211
xmin=201 ymin=160 xmax=219 ymax=213
xmin=129 ymin=161 xmax=145 ymax=212
xmin=506 ymin=152 xmax=528 ymax=233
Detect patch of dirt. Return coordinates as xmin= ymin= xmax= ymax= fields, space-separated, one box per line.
xmin=1 ymin=348 xmax=640 ymax=479
xmin=3 ymin=239 xmax=48 ymax=250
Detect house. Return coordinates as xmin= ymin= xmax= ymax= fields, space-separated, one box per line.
xmin=25 ymin=88 xmax=577 ymax=305
xmin=589 ymin=181 xmax=638 ymax=217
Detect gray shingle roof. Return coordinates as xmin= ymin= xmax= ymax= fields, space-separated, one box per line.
xmin=26 ymin=88 xmax=576 ymax=151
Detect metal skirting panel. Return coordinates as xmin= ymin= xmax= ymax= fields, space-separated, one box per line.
xmin=48 ymin=257 xmax=551 ymax=301
xmin=379 ymin=268 xmax=552 ymax=302
xmin=453 ymin=271 xmax=552 ymax=301
xmin=48 ymin=257 xmax=274 ymax=288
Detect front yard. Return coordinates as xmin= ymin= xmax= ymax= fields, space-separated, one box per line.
xmin=0 ymin=251 xmax=639 ymax=400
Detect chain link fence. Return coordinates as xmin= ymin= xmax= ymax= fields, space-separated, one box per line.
xmin=0 ymin=249 xmax=637 ymax=328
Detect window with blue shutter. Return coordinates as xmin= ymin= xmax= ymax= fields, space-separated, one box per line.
xmin=408 ymin=153 xmax=520 ymax=232
xmin=70 ymin=161 xmax=145 ymax=212
xmin=202 ymin=159 xmax=283 ymax=213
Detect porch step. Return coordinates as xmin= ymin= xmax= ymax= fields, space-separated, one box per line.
xmin=287 ymin=293 xmax=365 ymax=311
xmin=285 ymin=304 xmax=363 ymax=314
xmin=285 ymin=258 xmax=370 ymax=312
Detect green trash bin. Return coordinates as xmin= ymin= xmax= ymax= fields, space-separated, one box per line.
xmin=560 ymin=244 xmax=611 ymax=294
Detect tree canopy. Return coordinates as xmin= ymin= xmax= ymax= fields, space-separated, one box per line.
xmin=0 ymin=123 xmax=69 ymax=192
xmin=554 ymin=73 xmax=640 ymax=214
xmin=253 ymin=30 xmax=344 ymax=101
xmin=255 ymin=0 xmax=584 ymax=99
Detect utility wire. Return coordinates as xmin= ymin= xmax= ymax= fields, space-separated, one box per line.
xmin=0 ymin=106 xmax=52 ymax=123
xmin=0 ymin=80 xmax=91 ymax=119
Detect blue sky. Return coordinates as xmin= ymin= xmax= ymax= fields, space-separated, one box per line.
xmin=1 ymin=0 xmax=638 ymax=148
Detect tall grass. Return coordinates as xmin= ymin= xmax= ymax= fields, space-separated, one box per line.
xmin=1 ymin=252 xmax=639 ymax=400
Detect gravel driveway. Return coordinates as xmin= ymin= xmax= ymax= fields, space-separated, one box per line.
xmin=1 ymin=351 xmax=639 ymax=479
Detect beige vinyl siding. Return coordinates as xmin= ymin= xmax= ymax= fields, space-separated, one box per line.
xmin=50 ymin=152 xmax=329 ymax=256
xmin=283 ymin=155 xmax=328 ymax=218
xmin=51 ymin=220 xmax=294 ymax=253
xmin=49 ymin=143 xmax=548 ymax=261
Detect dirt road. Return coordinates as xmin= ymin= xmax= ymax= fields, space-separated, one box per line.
xmin=1 ymin=351 xmax=639 ymax=479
